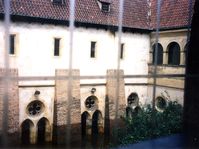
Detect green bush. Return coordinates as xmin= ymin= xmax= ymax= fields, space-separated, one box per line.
xmin=113 ymin=101 xmax=183 ymax=146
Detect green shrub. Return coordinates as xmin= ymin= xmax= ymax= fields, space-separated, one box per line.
xmin=113 ymin=101 xmax=183 ymax=146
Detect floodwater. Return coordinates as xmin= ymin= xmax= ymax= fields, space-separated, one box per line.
xmin=0 ymin=133 xmax=111 ymax=149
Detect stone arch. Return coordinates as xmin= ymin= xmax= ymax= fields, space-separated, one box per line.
xmin=92 ymin=110 xmax=103 ymax=135
xmin=81 ymin=111 xmax=92 ymax=136
xmin=21 ymin=119 xmax=34 ymax=144
xmin=167 ymin=42 xmax=180 ymax=65
xmin=152 ymin=43 xmax=163 ymax=65
xmin=37 ymin=117 xmax=51 ymax=144
xmin=85 ymin=95 xmax=98 ymax=110
xmin=127 ymin=92 xmax=139 ymax=107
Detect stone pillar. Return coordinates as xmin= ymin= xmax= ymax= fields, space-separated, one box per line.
xmin=54 ymin=69 xmax=81 ymax=146
xmin=180 ymin=52 xmax=185 ymax=65
xmin=0 ymin=69 xmax=19 ymax=142
xmin=163 ymin=52 xmax=168 ymax=64
xmin=106 ymin=69 xmax=125 ymax=128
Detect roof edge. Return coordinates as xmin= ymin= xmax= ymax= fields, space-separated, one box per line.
xmin=151 ymin=26 xmax=191 ymax=31
xmin=0 ymin=13 xmax=151 ymax=33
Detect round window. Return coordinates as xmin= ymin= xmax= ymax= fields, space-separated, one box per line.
xmin=27 ymin=100 xmax=44 ymax=116
xmin=85 ymin=96 xmax=97 ymax=110
xmin=155 ymin=97 xmax=167 ymax=111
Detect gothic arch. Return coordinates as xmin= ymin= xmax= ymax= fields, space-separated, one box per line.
xmin=167 ymin=42 xmax=180 ymax=65
xmin=21 ymin=119 xmax=34 ymax=144
xmin=92 ymin=110 xmax=103 ymax=135
xmin=152 ymin=43 xmax=163 ymax=65
xmin=81 ymin=111 xmax=91 ymax=136
xmin=37 ymin=117 xmax=51 ymax=144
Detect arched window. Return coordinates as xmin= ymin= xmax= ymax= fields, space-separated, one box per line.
xmin=37 ymin=117 xmax=50 ymax=144
xmin=92 ymin=110 xmax=103 ymax=135
xmin=81 ymin=111 xmax=91 ymax=136
xmin=168 ymin=42 xmax=180 ymax=65
xmin=152 ymin=43 xmax=163 ymax=65
xmin=21 ymin=119 xmax=34 ymax=145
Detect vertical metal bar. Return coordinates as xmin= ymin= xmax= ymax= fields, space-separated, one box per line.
xmin=152 ymin=0 xmax=161 ymax=110
xmin=114 ymin=0 xmax=124 ymax=144
xmin=2 ymin=0 xmax=11 ymax=147
xmin=66 ymin=0 xmax=75 ymax=147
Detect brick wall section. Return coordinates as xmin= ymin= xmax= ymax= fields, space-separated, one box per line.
xmin=0 ymin=69 xmax=19 ymax=133
xmin=55 ymin=69 xmax=81 ymax=126
xmin=106 ymin=69 xmax=126 ymax=120
xmin=54 ymin=69 xmax=81 ymax=144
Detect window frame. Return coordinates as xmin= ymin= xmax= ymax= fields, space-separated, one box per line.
xmin=9 ymin=34 xmax=16 ymax=55
xmin=101 ymin=2 xmax=110 ymax=12
xmin=90 ymin=41 xmax=96 ymax=58
xmin=167 ymin=42 xmax=181 ymax=66
xmin=52 ymin=0 xmax=64 ymax=5
xmin=152 ymin=43 xmax=163 ymax=65
xmin=120 ymin=43 xmax=124 ymax=60
xmin=54 ymin=38 xmax=61 ymax=56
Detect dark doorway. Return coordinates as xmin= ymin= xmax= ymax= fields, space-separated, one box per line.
xmin=37 ymin=117 xmax=48 ymax=144
xmin=92 ymin=110 xmax=102 ymax=135
xmin=81 ymin=111 xmax=90 ymax=136
xmin=21 ymin=119 xmax=33 ymax=145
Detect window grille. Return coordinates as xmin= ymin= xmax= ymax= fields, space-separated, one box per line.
xmin=0 ymin=0 xmax=196 ymax=148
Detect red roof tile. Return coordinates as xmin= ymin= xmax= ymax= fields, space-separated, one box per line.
xmin=0 ymin=0 xmax=194 ymax=30
xmin=151 ymin=0 xmax=195 ymax=29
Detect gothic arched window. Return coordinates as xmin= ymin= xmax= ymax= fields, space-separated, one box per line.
xmin=152 ymin=43 xmax=163 ymax=65
xmin=168 ymin=42 xmax=180 ymax=65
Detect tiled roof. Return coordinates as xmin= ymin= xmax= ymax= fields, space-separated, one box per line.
xmin=151 ymin=0 xmax=195 ymax=29
xmin=0 ymin=0 xmax=194 ymax=30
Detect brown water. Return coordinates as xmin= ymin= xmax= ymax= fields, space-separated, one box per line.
xmin=0 ymin=133 xmax=111 ymax=149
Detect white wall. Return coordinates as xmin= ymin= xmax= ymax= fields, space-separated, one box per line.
xmin=0 ymin=21 xmax=150 ymax=130
xmin=147 ymin=86 xmax=184 ymax=105
xmin=0 ymin=21 xmax=150 ymax=85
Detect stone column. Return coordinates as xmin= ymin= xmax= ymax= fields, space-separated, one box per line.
xmin=0 ymin=69 xmax=19 ymax=143
xmin=180 ymin=51 xmax=185 ymax=65
xmin=105 ymin=69 xmax=125 ymax=129
xmin=163 ymin=52 xmax=168 ymax=64
xmin=54 ymin=69 xmax=81 ymax=145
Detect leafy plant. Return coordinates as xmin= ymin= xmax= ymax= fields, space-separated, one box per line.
xmin=112 ymin=101 xmax=183 ymax=146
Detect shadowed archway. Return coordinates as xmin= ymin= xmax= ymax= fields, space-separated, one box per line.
xmin=81 ymin=111 xmax=91 ymax=136
xmin=92 ymin=110 xmax=103 ymax=135
xmin=37 ymin=117 xmax=50 ymax=144
xmin=21 ymin=119 xmax=34 ymax=145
